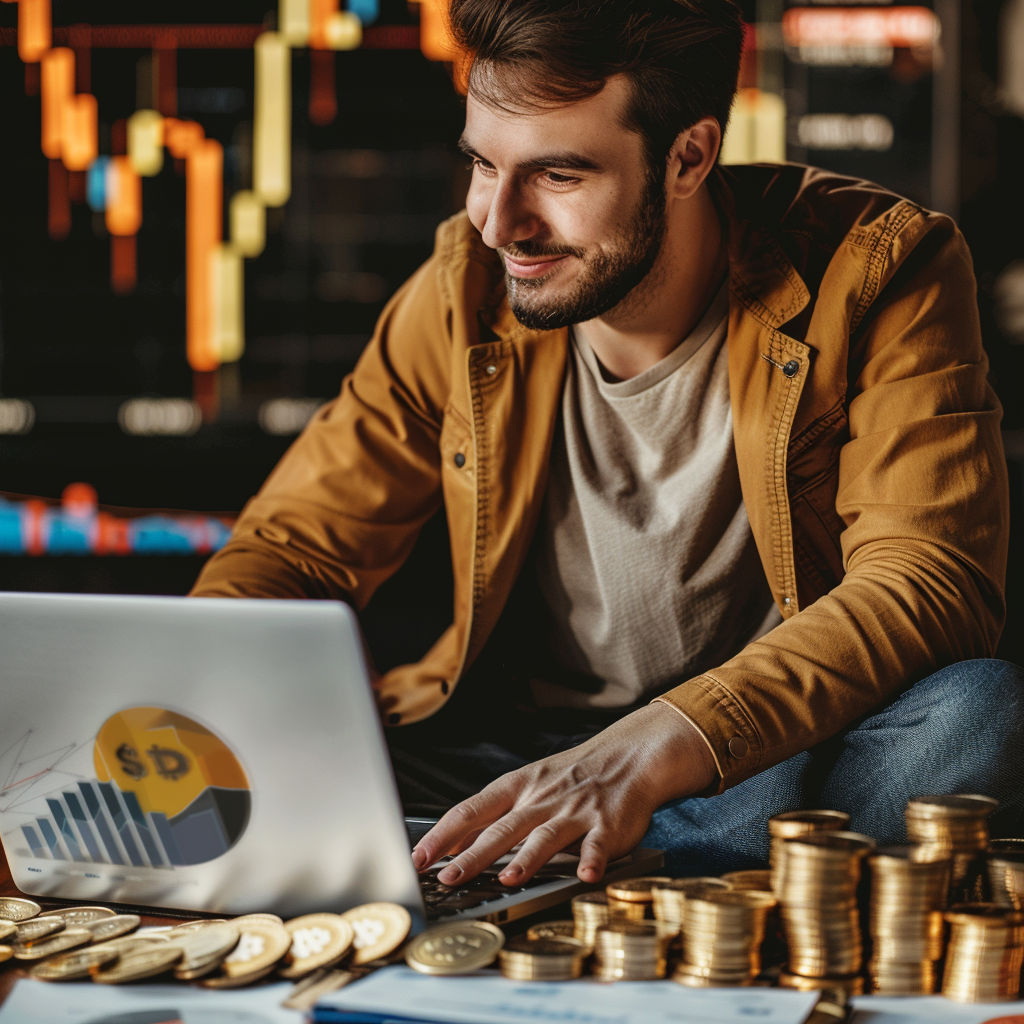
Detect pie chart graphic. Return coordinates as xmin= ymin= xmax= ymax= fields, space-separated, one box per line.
xmin=93 ymin=707 xmax=251 ymax=866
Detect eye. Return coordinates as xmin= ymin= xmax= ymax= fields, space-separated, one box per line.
xmin=544 ymin=172 xmax=580 ymax=187
xmin=468 ymin=158 xmax=496 ymax=176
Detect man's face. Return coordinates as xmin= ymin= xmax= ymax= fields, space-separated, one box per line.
xmin=462 ymin=75 xmax=667 ymax=331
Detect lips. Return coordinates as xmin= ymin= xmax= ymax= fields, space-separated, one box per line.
xmin=502 ymin=253 xmax=570 ymax=279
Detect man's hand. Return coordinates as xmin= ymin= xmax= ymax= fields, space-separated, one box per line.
xmin=410 ymin=702 xmax=718 ymax=886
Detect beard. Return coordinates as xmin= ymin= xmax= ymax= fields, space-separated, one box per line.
xmin=502 ymin=171 xmax=668 ymax=331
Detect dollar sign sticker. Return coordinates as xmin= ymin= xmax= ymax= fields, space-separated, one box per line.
xmin=115 ymin=743 xmax=148 ymax=780
xmin=147 ymin=745 xmax=190 ymax=781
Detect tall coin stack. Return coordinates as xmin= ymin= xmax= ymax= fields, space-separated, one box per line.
xmin=591 ymin=921 xmax=665 ymax=981
xmin=498 ymin=937 xmax=586 ymax=981
xmin=987 ymin=850 xmax=1024 ymax=911
xmin=905 ymin=795 xmax=997 ymax=903
xmin=651 ymin=878 xmax=730 ymax=927
xmin=769 ymin=811 xmax=851 ymax=894
xmin=779 ymin=831 xmax=875 ymax=982
xmin=942 ymin=904 xmax=1024 ymax=1003
xmin=673 ymin=887 xmax=777 ymax=988
xmin=867 ymin=845 xmax=951 ymax=994
xmin=572 ymin=893 xmax=611 ymax=952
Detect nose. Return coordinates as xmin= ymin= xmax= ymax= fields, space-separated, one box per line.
xmin=469 ymin=175 xmax=541 ymax=251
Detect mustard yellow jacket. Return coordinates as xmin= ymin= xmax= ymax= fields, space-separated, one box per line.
xmin=192 ymin=163 xmax=1009 ymax=793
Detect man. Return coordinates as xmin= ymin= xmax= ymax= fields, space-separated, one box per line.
xmin=192 ymin=0 xmax=1024 ymax=885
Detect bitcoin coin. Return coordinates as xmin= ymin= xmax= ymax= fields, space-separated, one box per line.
xmin=0 ymin=920 xmax=15 ymax=943
xmin=0 ymin=947 xmax=11 ymax=963
xmin=83 ymin=914 xmax=141 ymax=943
xmin=234 ymin=913 xmax=285 ymax=926
xmin=13 ymin=918 xmax=64 ymax=944
xmin=217 ymin=918 xmax=291 ymax=979
xmin=38 ymin=906 xmax=115 ymax=926
xmin=93 ymin=945 xmax=184 ymax=983
xmin=165 ymin=921 xmax=240 ymax=975
xmin=279 ymin=914 xmax=355 ymax=979
xmin=11 ymin=927 xmax=92 ymax=960
xmin=405 ymin=921 xmax=505 ymax=975
xmin=29 ymin=944 xmax=120 ymax=981
xmin=0 ymin=897 xmax=41 ymax=922
xmin=339 ymin=903 xmax=412 ymax=966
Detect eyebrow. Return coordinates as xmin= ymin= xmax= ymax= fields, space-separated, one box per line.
xmin=457 ymin=135 xmax=602 ymax=173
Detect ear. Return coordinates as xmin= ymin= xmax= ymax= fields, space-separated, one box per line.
xmin=666 ymin=116 xmax=722 ymax=201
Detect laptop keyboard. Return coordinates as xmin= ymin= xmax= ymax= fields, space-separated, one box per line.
xmin=420 ymin=867 xmax=559 ymax=918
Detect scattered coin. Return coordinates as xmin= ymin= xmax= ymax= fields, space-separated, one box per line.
xmin=90 ymin=934 xmax=171 ymax=958
xmin=234 ymin=913 xmax=285 ymax=926
xmin=166 ymin=922 xmax=240 ymax=976
xmin=13 ymin=917 xmax=65 ymax=945
xmin=0 ymin=897 xmax=41 ymax=922
xmin=279 ymin=914 xmax=355 ymax=980
xmin=216 ymin=918 xmax=291 ymax=980
xmin=83 ymin=914 xmax=141 ymax=943
xmin=11 ymin=927 xmax=92 ymax=960
xmin=92 ymin=944 xmax=184 ymax=984
xmin=201 ymin=964 xmax=278 ymax=988
xmin=339 ymin=903 xmax=412 ymax=966
xmin=38 ymin=906 xmax=116 ymax=926
xmin=0 ymin=920 xmax=15 ymax=943
xmin=29 ymin=944 xmax=120 ymax=981
xmin=282 ymin=968 xmax=367 ymax=1011
xmin=405 ymin=921 xmax=505 ymax=975
xmin=0 ymin=947 xmax=11 ymax=964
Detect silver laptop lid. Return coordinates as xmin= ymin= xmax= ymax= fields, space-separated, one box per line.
xmin=0 ymin=592 xmax=423 ymax=924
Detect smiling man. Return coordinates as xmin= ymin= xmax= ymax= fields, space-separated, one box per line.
xmin=192 ymin=0 xmax=1024 ymax=884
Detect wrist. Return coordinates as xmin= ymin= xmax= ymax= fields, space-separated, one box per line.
xmin=641 ymin=701 xmax=719 ymax=803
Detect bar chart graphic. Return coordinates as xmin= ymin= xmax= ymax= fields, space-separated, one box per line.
xmin=3 ymin=707 xmax=251 ymax=870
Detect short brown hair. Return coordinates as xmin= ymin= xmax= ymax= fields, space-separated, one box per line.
xmin=448 ymin=0 xmax=745 ymax=174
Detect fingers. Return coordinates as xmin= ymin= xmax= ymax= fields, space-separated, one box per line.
xmin=497 ymin=818 xmax=588 ymax=886
xmin=411 ymin=782 xmax=514 ymax=871
xmin=577 ymin=829 xmax=611 ymax=883
xmin=436 ymin=812 xmax=537 ymax=884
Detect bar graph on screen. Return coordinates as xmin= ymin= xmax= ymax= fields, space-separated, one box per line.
xmin=0 ymin=709 xmax=251 ymax=872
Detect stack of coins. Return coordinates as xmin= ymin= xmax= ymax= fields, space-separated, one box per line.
xmin=779 ymin=831 xmax=875 ymax=981
xmin=606 ymin=878 xmax=671 ymax=921
xmin=905 ymin=795 xmax=997 ymax=902
xmin=591 ymin=921 xmax=665 ymax=981
xmin=722 ymin=870 xmax=773 ymax=893
xmin=572 ymin=893 xmax=612 ymax=951
xmin=673 ymin=887 xmax=777 ymax=988
xmin=768 ymin=811 xmax=851 ymax=894
xmin=988 ymin=851 xmax=1024 ymax=911
xmin=498 ymin=937 xmax=586 ymax=980
xmin=867 ymin=845 xmax=951 ymax=994
xmin=942 ymin=904 xmax=1024 ymax=1003
xmin=651 ymin=877 xmax=730 ymax=927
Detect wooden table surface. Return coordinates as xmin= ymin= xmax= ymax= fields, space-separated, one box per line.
xmin=0 ymin=845 xmax=210 ymax=1005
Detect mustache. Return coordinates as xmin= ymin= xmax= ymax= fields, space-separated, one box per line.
xmin=502 ymin=241 xmax=585 ymax=260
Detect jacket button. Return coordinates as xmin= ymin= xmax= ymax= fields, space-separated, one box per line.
xmin=486 ymin=364 xmax=497 ymax=375
xmin=728 ymin=736 xmax=749 ymax=758
xmin=388 ymin=712 xmax=402 ymax=725
xmin=454 ymin=452 xmax=466 ymax=468
xmin=783 ymin=359 xmax=800 ymax=378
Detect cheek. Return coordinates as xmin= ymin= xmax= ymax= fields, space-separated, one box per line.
xmin=465 ymin=177 xmax=491 ymax=237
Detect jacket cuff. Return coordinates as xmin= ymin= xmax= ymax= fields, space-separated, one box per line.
xmin=652 ymin=674 xmax=763 ymax=794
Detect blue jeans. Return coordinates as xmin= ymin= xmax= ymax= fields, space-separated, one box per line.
xmin=642 ymin=659 xmax=1024 ymax=874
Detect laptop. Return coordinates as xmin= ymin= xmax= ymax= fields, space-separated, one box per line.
xmin=0 ymin=592 xmax=661 ymax=929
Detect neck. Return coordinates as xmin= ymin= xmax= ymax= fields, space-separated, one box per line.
xmin=578 ymin=181 xmax=728 ymax=382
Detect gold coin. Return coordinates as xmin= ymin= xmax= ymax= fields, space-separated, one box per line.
xmin=721 ymin=870 xmax=774 ymax=892
xmin=90 ymin=935 xmax=170 ymax=958
xmin=29 ymin=944 xmax=120 ymax=981
xmin=0 ymin=921 xmax=14 ymax=943
xmin=339 ymin=903 xmax=412 ymax=966
xmin=92 ymin=945 xmax=184 ymax=983
xmin=83 ymin=914 xmax=141 ymax=943
xmin=166 ymin=918 xmax=228 ymax=932
xmin=606 ymin=877 xmax=673 ymax=903
xmin=166 ymin=922 xmax=240 ymax=973
xmin=405 ymin=921 xmax=505 ymax=975
xmin=282 ymin=968 xmax=365 ymax=1012
xmin=11 ymin=927 xmax=92 ymax=960
xmin=13 ymin=918 xmax=64 ymax=944
xmin=38 ymin=906 xmax=115 ymax=926
xmin=234 ymin=913 xmax=285 ymax=926
xmin=279 ymin=914 xmax=355 ymax=979
xmin=218 ymin=918 xmax=291 ymax=979
xmin=201 ymin=964 xmax=277 ymax=988
xmin=0 ymin=947 xmax=11 ymax=963
xmin=0 ymin=897 xmax=41 ymax=922
xmin=527 ymin=921 xmax=575 ymax=941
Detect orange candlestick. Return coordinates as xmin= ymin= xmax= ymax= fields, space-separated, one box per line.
xmin=309 ymin=0 xmax=339 ymax=48
xmin=62 ymin=92 xmax=97 ymax=171
xmin=186 ymin=139 xmax=223 ymax=372
xmin=164 ymin=118 xmax=204 ymax=160
xmin=106 ymin=156 xmax=142 ymax=236
xmin=18 ymin=0 xmax=51 ymax=63
xmin=40 ymin=47 xmax=73 ymax=159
